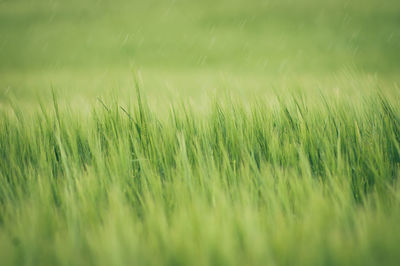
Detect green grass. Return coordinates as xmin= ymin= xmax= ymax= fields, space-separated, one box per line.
xmin=1 ymin=88 xmax=400 ymax=265
xmin=1 ymin=0 xmax=400 ymax=265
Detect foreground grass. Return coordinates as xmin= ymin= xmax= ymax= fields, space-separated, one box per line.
xmin=1 ymin=90 xmax=400 ymax=266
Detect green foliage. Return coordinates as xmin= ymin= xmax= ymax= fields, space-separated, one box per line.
xmin=1 ymin=0 xmax=400 ymax=265
xmin=1 ymin=91 xmax=400 ymax=266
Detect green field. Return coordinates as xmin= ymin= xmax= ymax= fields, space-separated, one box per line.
xmin=1 ymin=0 xmax=400 ymax=265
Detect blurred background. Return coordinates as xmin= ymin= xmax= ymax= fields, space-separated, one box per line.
xmin=0 ymin=0 xmax=399 ymax=107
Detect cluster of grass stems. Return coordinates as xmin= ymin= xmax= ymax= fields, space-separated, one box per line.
xmin=1 ymin=89 xmax=400 ymax=266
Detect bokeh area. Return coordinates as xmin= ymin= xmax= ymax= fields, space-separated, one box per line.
xmin=1 ymin=0 xmax=399 ymax=105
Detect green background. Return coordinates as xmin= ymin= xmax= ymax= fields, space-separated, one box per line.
xmin=1 ymin=0 xmax=399 ymax=105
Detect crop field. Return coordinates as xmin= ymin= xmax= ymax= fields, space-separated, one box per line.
xmin=1 ymin=0 xmax=400 ymax=265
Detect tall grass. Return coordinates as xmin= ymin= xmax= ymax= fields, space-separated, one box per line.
xmin=1 ymin=89 xmax=400 ymax=266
